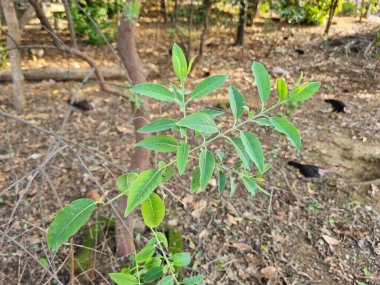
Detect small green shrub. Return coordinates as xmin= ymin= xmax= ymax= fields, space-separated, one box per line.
xmin=45 ymin=43 xmax=321 ymax=283
xmin=271 ymin=0 xmax=331 ymax=25
xmin=339 ymin=0 xmax=359 ymax=16
xmin=70 ymin=0 xmax=122 ymax=45
xmin=0 ymin=44 xmax=8 ymax=68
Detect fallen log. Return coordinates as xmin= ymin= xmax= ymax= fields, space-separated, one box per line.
xmin=0 ymin=64 xmax=158 ymax=82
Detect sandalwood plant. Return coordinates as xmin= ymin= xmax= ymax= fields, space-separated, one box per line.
xmin=46 ymin=43 xmax=321 ymax=284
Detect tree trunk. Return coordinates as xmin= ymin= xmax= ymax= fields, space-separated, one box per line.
xmin=199 ymin=0 xmax=211 ymax=57
xmin=173 ymin=0 xmax=179 ymax=23
xmin=324 ymin=0 xmax=339 ymax=35
xmin=234 ymin=0 xmax=246 ymax=46
xmin=187 ymin=0 xmax=193 ymax=60
xmin=1 ymin=0 xmax=25 ymax=110
xmin=359 ymin=0 xmax=366 ymax=22
xmin=116 ymin=1 xmax=151 ymax=257
xmin=246 ymin=0 xmax=259 ymax=27
xmin=161 ymin=0 xmax=167 ymax=23
xmin=0 ymin=66 xmax=156 ymax=82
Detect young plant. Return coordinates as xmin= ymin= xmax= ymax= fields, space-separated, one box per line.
xmin=45 ymin=43 xmax=321 ymax=284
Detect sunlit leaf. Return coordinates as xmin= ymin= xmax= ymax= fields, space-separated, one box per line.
xmin=141 ymin=193 xmax=165 ymax=228
xmin=288 ymin=82 xmax=321 ymax=103
xmin=116 ymin=171 xmax=138 ymax=194
xmin=170 ymin=252 xmax=191 ymax=267
xmin=135 ymin=242 xmax=155 ymax=263
xmin=176 ymin=112 xmax=218 ymax=134
xmin=138 ymin=118 xmax=176 ymax=133
xmin=125 ymin=169 xmax=162 ymax=217
xmin=109 ymin=273 xmax=138 ymax=285
xmin=131 ymin=83 xmax=175 ymax=102
xmin=198 ymin=109 xmax=224 ymax=117
xmin=190 ymin=75 xmax=228 ymax=100
xmin=270 ymin=117 xmax=301 ymax=151
xmin=172 ymin=43 xmax=187 ymax=85
xmin=276 ymin=78 xmax=288 ymax=101
xmin=136 ymin=135 xmax=178 ymax=152
xmin=252 ymin=61 xmax=271 ymax=104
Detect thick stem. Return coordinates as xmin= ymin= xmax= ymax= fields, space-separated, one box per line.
xmin=199 ymin=0 xmax=211 ymax=57
xmin=62 ymin=0 xmax=77 ymax=48
xmin=1 ymin=0 xmax=25 ymax=110
xmin=116 ymin=9 xmax=151 ymax=257
xmin=246 ymin=0 xmax=259 ymax=27
xmin=324 ymin=0 xmax=338 ymax=35
xmin=234 ymin=0 xmax=246 ymax=46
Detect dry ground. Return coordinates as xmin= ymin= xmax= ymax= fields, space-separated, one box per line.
xmin=0 ymin=15 xmax=380 ymax=285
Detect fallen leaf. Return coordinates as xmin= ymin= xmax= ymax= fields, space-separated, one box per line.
xmin=322 ymin=235 xmax=340 ymax=246
xmin=228 ymin=242 xmax=252 ymax=252
xmin=191 ymin=200 xmax=207 ymax=219
xmin=260 ymin=265 xmax=277 ymax=280
xmin=86 ymin=189 xmax=101 ymax=201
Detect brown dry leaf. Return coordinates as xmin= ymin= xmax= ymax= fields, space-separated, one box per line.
xmin=86 ymin=189 xmax=101 ymax=201
xmin=115 ymin=123 xmax=133 ymax=134
xmin=260 ymin=265 xmax=277 ymax=280
xmin=322 ymin=235 xmax=340 ymax=246
xmin=191 ymin=200 xmax=207 ymax=219
xmin=227 ymin=213 xmax=238 ymax=225
xmin=228 ymin=242 xmax=252 ymax=252
xmin=198 ymin=229 xmax=208 ymax=240
xmin=182 ymin=195 xmax=194 ymax=209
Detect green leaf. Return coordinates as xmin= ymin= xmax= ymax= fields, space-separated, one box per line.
xmin=190 ymin=75 xmax=228 ymax=100
xmin=141 ymin=193 xmax=165 ymax=228
xmin=240 ymin=131 xmax=264 ymax=173
xmin=171 ymin=83 xmax=185 ymax=105
xmin=288 ymin=82 xmax=321 ymax=103
xmin=136 ymin=135 xmax=178 ymax=152
xmin=182 ymin=275 xmax=206 ymax=285
xmin=172 ymin=43 xmax=187 ymax=85
xmin=161 ymin=166 xmax=174 ymax=182
xmin=116 ymin=171 xmax=138 ymax=194
xmin=125 ymin=169 xmax=162 ymax=217
xmin=228 ymin=86 xmax=245 ymax=119
xmin=135 ymin=242 xmax=155 ymax=263
xmin=294 ymin=71 xmax=303 ymax=86
xmin=138 ymin=118 xmax=176 ymax=133
xmin=276 ymin=78 xmax=288 ymax=101
xmin=199 ymin=150 xmax=215 ymax=190
xmin=270 ymin=117 xmax=301 ymax=151
xmin=131 ymin=83 xmax=175 ymax=102
xmin=47 ymin=199 xmax=97 ymax=251
xmin=198 ymin=109 xmax=224 ymax=117
xmin=177 ymin=142 xmax=189 ymax=175
xmin=187 ymin=56 xmax=197 ymax=76
xmin=145 ymin=257 xmax=162 ymax=270
xmin=154 ymin=232 xmax=168 ymax=249
xmin=242 ymin=176 xmax=258 ymax=195
xmin=39 ymin=257 xmax=49 ymax=267
xmin=176 ymin=112 xmax=218 ymax=134
xmin=229 ymin=137 xmax=252 ymax=169
xmin=217 ymin=171 xmax=226 ymax=194
xmin=109 ymin=273 xmax=138 ymax=285
xmin=170 ymin=252 xmax=191 ymax=267
xmin=255 ymin=118 xmax=273 ymax=126
xmin=252 ymin=61 xmax=271 ymax=104
xmin=157 ymin=275 xmax=174 ymax=285
xmin=144 ymin=267 xmax=163 ymax=283
xmin=190 ymin=167 xmax=201 ymax=193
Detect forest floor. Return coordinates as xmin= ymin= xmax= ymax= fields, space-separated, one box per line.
xmin=0 ymin=15 xmax=380 ymax=285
